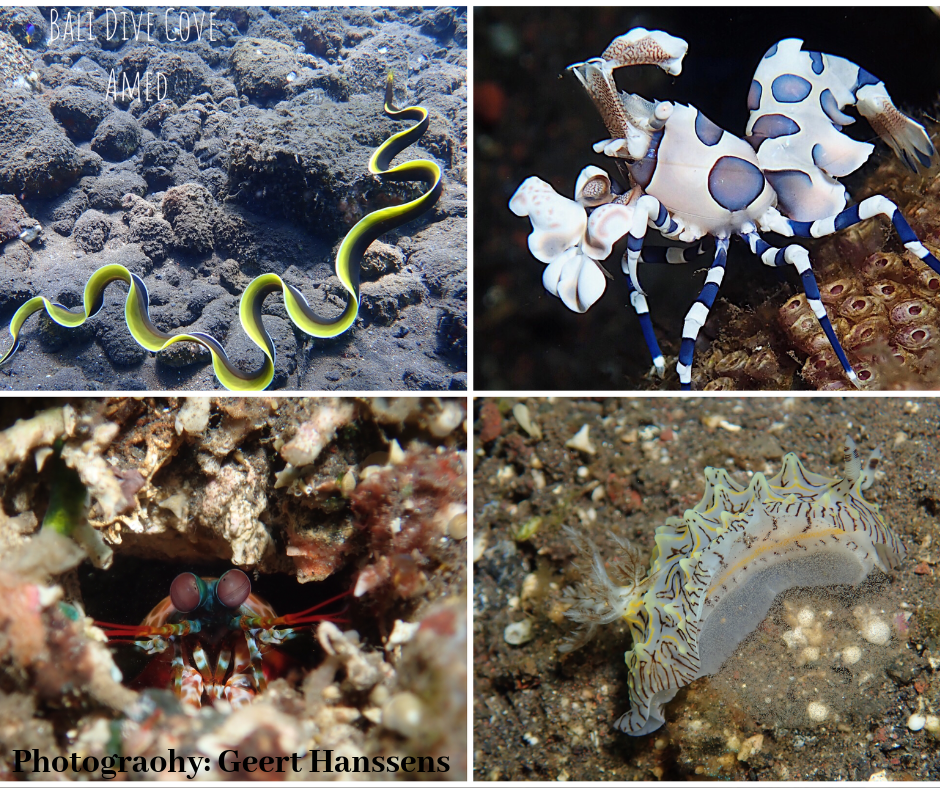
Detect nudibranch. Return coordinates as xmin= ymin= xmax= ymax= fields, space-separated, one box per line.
xmin=559 ymin=437 xmax=906 ymax=735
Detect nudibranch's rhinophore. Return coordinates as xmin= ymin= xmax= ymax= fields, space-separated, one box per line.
xmin=510 ymin=28 xmax=939 ymax=389
xmin=560 ymin=437 xmax=906 ymax=736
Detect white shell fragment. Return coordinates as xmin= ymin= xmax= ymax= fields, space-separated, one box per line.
xmin=18 ymin=224 xmax=41 ymax=243
xmin=158 ymin=493 xmax=188 ymax=521
xmin=387 ymin=619 xmax=421 ymax=648
xmin=565 ymin=424 xmax=596 ymax=455
xmin=807 ymin=701 xmax=829 ymax=723
xmin=388 ymin=439 xmax=406 ymax=465
xmin=512 ymin=403 xmax=542 ymax=440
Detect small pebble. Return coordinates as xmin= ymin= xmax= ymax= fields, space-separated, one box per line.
xmin=842 ymin=646 xmax=862 ymax=665
xmin=473 ymin=528 xmax=487 ymax=562
xmin=907 ymin=712 xmax=926 ymax=731
xmin=447 ymin=511 xmax=467 ymax=540
xmin=925 ymin=715 xmax=940 ymax=738
xmin=807 ymin=701 xmax=828 ymax=722
xmin=504 ymin=618 xmax=534 ymax=645
xmin=861 ymin=618 xmax=891 ymax=645
xmin=382 ymin=692 xmax=424 ymax=738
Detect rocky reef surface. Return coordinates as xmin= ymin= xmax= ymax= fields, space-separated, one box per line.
xmin=0 ymin=396 xmax=467 ymax=779
xmin=0 ymin=6 xmax=467 ymax=391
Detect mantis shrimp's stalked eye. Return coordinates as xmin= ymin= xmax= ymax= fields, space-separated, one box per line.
xmin=216 ymin=568 xmax=252 ymax=609
xmin=170 ymin=572 xmax=206 ymax=613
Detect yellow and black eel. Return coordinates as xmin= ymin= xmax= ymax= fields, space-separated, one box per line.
xmin=0 ymin=73 xmax=443 ymax=391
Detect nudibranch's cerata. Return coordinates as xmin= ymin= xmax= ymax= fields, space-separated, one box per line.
xmin=559 ymin=437 xmax=906 ymax=736
xmin=510 ymin=28 xmax=938 ymax=390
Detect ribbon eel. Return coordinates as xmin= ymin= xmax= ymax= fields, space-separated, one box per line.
xmin=0 ymin=73 xmax=443 ymax=391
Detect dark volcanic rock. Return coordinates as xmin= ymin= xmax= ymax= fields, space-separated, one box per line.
xmin=50 ymin=191 xmax=90 ymax=236
xmin=156 ymin=340 xmax=211 ymax=368
xmin=87 ymin=169 xmax=148 ymax=209
xmin=137 ymin=50 xmax=214 ymax=109
xmin=227 ymin=92 xmax=391 ymax=236
xmin=294 ymin=9 xmax=367 ymax=60
xmin=91 ymin=111 xmax=143 ymax=161
xmin=97 ymin=318 xmax=147 ymax=366
xmin=436 ymin=306 xmax=467 ymax=363
xmin=72 ymin=209 xmax=113 ymax=253
xmin=1 ymin=239 xmax=32 ymax=272
xmin=161 ymin=111 xmax=203 ymax=151
xmin=0 ymin=90 xmax=84 ymax=198
xmin=231 ymin=36 xmax=303 ymax=101
xmin=224 ymin=312 xmax=295 ymax=388
xmin=139 ymin=139 xmax=181 ymax=188
xmin=49 ymin=85 xmax=113 ymax=140
xmin=0 ymin=194 xmax=39 ymax=243
xmin=361 ymin=241 xmax=404 ymax=280
xmin=138 ymin=99 xmax=179 ymax=133
xmin=360 ymin=272 xmax=424 ymax=326
xmin=129 ymin=215 xmax=174 ymax=262
xmin=161 ymin=183 xmax=216 ymax=254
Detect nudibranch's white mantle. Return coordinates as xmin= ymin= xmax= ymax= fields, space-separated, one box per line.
xmin=560 ymin=438 xmax=905 ymax=736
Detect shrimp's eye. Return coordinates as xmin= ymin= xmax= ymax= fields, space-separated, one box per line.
xmin=170 ymin=572 xmax=205 ymax=613
xmin=216 ymin=569 xmax=251 ymax=609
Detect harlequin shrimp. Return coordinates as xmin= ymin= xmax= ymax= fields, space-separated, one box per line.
xmin=510 ymin=29 xmax=938 ymax=389
xmin=559 ymin=437 xmax=905 ymax=735
xmin=97 ymin=569 xmax=348 ymax=708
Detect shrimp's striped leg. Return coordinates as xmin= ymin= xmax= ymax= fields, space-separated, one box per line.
xmin=622 ymin=195 xmax=678 ymax=295
xmin=224 ymin=674 xmax=255 ymax=708
xmin=624 ymin=255 xmax=665 ymax=377
xmin=188 ymin=641 xmax=219 ymax=701
xmin=625 ymin=240 xmax=711 ymax=378
xmin=741 ymin=230 xmax=789 ymax=267
xmin=769 ymin=196 xmax=940 ymax=275
xmin=174 ymin=641 xmax=206 ymax=708
xmin=743 ymin=231 xmax=860 ymax=388
xmin=242 ymin=631 xmax=268 ymax=694
xmin=637 ymin=239 xmax=710 ymax=264
xmin=677 ymin=237 xmax=730 ymax=390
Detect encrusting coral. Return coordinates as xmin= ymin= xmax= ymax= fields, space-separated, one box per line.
xmin=695 ymin=126 xmax=940 ymax=390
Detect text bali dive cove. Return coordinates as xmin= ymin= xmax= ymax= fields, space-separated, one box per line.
xmin=47 ymin=8 xmax=218 ymax=102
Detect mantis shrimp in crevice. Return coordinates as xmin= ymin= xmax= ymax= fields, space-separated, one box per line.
xmin=97 ymin=569 xmax=349 ymax=708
